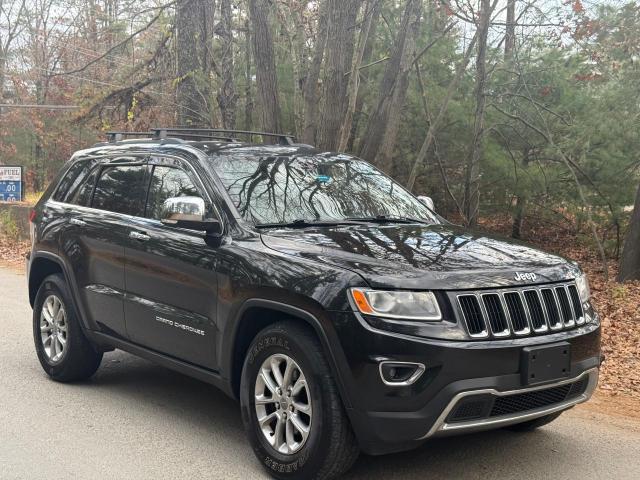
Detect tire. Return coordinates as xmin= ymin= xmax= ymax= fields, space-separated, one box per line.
xmin=505 ymin=411 xmax=563 ymax=432
xmin=33 ymin=274 xmax=103 ymax=382
xmin=240 ymin=321 xmax=359 ymax=480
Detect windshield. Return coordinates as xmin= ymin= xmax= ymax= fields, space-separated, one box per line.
xmin=211 ymin=152 xmax=438 ymax=226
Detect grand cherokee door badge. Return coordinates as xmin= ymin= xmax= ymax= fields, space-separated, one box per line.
xmin=156 ymin=316 xmax=205 ymax=336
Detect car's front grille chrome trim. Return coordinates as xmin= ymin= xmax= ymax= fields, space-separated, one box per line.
xmin=454 ymin=281 xmax=584 ymax=339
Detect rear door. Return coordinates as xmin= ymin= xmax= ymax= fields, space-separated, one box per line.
xmin=123 ymin=156 xmax=220 ymax=369
xmin=58 ymin=158 xmax=149 ymax=338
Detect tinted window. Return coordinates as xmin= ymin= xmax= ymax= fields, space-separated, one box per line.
xmin=146 ymin=166 xmax=200 ymax=219
xmin=69 ymin=167 xmax=99 ymax=207
xmin=92 ymin=165 xmax=148 ymax=216
xmin=211 ymin=154 xmax=438 ymax=225
xmin=53 ymin=160 xmax=89 ymax=202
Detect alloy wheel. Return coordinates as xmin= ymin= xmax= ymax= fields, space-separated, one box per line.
xmin=254 ymin=353 xmax=313 ymax=454
xmin=40 ymin=294 xmax=68 ymax=363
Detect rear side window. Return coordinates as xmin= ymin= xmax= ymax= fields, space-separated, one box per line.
xmin=145 ymin=166 xmax=200 ymax=220
xmin=69 ymin=168 xmax=99 ymax=207
xmin=53 ymin=160 xmax=90 ymax=202
xmin=91 ymin=165 xmax=148 ymax=216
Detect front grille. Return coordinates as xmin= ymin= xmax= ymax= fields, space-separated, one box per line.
xmin=448 ymin=376 xmax=589 ymax=423
xmin=455 ymin=282 xmax=585 ymax=339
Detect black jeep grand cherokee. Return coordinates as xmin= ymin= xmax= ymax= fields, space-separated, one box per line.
xmin=27 ymin=129 xmax=601 ymax=480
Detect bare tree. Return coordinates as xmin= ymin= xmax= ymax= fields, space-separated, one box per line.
xmin=504 ymin=0 xmax=516 ymax=59
xmin=175 ymin=0 xmax=214 ymax=127
xmin=216 ymin=0 xmax=237 ymax=129
xmin=338 ymin=0 xmax=379 ymax=152
xmin=464 ymin=0 xmax=491 ymax=227
xmin=0 ymin=0 xmax=27 ymax=109
xmin=243 ymin=14 xmax=253 ymax=130
xmin=316 ymin=0 xmax=360 ymax=151
xmin=301 ymin=0 xmax=327 ymax=144
xmin=358 ymin=0 xmax=423 ymax=170
xmin=248 ymin=0 xmax=281 ymax=134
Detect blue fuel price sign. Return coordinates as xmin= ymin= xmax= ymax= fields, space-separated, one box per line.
xmin=0 ymin=166 xmax=23 ymax=202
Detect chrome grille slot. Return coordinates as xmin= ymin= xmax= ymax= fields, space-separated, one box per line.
xmin=541 ymin=288 xmax=562 ymax=330
xmin=504 ymin=292 xmax=530 ymax=334
xmin=555 ymin=286 xmax=575 ymax=327
xmin=454 ymin=281 xmax=584 ymax=339
xmin=457 ymin=295 xmax=487 ymax=337
xmin=481 ymin=294 xmax=509 ymax=336
xmin=567 ymin=285 xmax=585 ymax=324
xmin=523 ymin=290 xmax=548 ymax=332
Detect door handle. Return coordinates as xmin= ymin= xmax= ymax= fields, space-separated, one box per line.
xmin=129 ymin=231 xmax=151 ymax=242
xmin=69 ymin=218 xmax=87 ymax=227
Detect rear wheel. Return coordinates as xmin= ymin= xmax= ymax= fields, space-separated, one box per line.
xmin=505 ymin=411 xmax=563 ymax=432
xmin=240 ymin=321 xmax=359 ymax=480
xmin=33 ymin=274 xmax=103 ymax=382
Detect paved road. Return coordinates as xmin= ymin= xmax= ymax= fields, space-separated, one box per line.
xmin=1 ymin=267 xmax=640 ymax=479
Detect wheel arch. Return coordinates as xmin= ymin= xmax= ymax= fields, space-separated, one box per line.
xmin=27 ymin=252 xmax=92 ymax=331
xmin=227 ymin=299 xmax=352 ymax=409
xmin=29 ymin=254 xmax=65 ymax=307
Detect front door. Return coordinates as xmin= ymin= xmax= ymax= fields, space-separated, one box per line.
xmin=123 ymin=158 xmax=219 ymax=369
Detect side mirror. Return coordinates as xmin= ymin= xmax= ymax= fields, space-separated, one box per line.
xmin=160 ymin=196 xmax=222 ymax=235
xmin=417 ymin=195 xmax=435 ymax=211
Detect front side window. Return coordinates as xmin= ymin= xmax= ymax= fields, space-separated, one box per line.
xmin=145 ymin=166 xmax=200 ymax=220
xmin=91 ymin=165 xmax=148 ymax=216
xmin=211 ymin=153 xmax=438 ymax=225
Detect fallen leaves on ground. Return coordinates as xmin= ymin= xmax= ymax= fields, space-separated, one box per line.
xmin=0 ymin=236 xmax=30 ymax=270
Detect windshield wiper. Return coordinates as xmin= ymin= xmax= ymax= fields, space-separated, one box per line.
xmin=255 ymin=219 xmax=365 ymax=229
xmin=344 ymin=215 xmax=430 ymax=225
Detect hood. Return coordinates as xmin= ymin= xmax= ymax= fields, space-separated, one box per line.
xmin=260 ymin=223 xmax=579 ymax=290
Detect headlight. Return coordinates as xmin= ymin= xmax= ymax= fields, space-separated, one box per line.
xmin=350 ymin=288 xmax=442 ymax=321
xmin=575 ymin=273 xmax=591 ymax=302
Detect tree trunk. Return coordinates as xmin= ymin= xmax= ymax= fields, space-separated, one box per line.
xmin=464 ymin=0 xmax=491 ymax=227
xmin=217 ymin=0 xmax=237 ymax=129
xmin=0 ymin=52 xmax=5 ymax=115
xmin=316 ymin=0 xmax=360 ymax=151
xmin=338 ymin=0 xmax=379 ymax=152
xmin=505 ymin=0 xmax=516 ymax=59
xmin=279 ymin=0 xmax=308 ymax=138
xmin=358 ymin=0 xmax=423 ymax=171
xmin=175 ymin=0 xmax=214 ymax=127
xmin=618 ymin=182 xmax=640 ymax=282
xmin=248 ymin=0 xmax=282 ymax=134
xmin=302 ymin=1 xmax=328 ymax=145
xmin=347 ymin=2 xmax=381 ymax=152
xmin=243 ymin=16 xmax=253 ymax=130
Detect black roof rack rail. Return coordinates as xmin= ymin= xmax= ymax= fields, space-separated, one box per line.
xmin=94 ymin=128 xmax=297 ymax=148
xmin=152 ymin=127 xmax=296 ymax=145
xmin=106 ymin=131 xmax=154 ymax=142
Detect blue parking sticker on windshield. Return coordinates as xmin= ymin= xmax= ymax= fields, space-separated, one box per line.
xmin=316 ymin=175 xmax=331 ymax=183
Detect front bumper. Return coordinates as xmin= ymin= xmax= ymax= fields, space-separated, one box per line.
xmin=330 ymin=311 xmax=601 ymax=455
xmin=424 ymin=367 xmax=598 ymax=439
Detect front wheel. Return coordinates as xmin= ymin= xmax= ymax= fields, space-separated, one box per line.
xmin=240 ymin=321 xmax=359 ymax=480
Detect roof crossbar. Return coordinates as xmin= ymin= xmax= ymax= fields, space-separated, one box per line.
xmin=152 ymin=127 xmax=295 ymax=145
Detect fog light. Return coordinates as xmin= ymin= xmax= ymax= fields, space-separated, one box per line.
xmin=379 ymin=361 xmax=425 ymax=386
